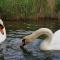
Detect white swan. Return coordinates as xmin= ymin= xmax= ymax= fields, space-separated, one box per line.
xmin=0 ymin=19 xmax=6 ymax=43
xmin=21 ymin=28 xmax=60 ymax=50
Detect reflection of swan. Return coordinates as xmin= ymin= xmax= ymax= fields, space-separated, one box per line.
xmin=0 ymin=19 xmax=6 ymax=43
xmin=21 ymin=28 xmax=60 ymax=50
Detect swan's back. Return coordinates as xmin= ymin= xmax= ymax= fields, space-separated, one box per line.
xmin=50 ymin=30 xmax=60 ymax=50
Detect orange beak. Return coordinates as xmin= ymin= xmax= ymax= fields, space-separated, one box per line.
xmin=0 ymin=28 xmax=4 ymax=34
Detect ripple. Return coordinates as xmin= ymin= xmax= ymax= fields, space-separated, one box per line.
xmin=1 ymin=29 xmax=60 ymax=60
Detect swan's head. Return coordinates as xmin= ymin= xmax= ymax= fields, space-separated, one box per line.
xmin=0 ymin=19 xmax=4 ymax=33
xmin=21 ymin=35 xmax=33 ymax=46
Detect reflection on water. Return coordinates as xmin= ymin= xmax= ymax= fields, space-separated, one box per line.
xmin=0 ymin=21 xmax=60 ymax=60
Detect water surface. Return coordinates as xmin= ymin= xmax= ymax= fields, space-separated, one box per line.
xmin=0 ymin=20 xmax=60 ymax=60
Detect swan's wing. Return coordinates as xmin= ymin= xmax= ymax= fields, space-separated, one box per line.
xmin=50 ymin=30 xmax=60 ymax=50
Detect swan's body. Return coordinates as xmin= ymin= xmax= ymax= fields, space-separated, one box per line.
xmin=0 ymin=19 xmax=6 ymax=43
xmin=22 ymin=28 xmax=60 ymax=50
xmin=49 ymin=30 xmax=60 ymax=50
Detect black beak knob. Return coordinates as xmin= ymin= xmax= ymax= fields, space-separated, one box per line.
xmin=22 ymin=39 xmax=26 ymax=46
xmin=20 ymin=39 xmax=26 ymax=49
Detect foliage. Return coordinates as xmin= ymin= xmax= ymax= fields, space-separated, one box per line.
xmin=0 ymin=0 xmax=59 ymax=20
xmin=56 ymin=0 xmax=60 ymax=15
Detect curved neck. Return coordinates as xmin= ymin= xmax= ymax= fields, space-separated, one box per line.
xmin=27 ymin=28 xmax=53 ymax=42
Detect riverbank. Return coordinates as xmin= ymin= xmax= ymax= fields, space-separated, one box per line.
xmin=3 ymin=18 xmax=59 ymax=32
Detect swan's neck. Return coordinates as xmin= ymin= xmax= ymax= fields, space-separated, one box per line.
xmin=24 ymin=28 xmax=53 ymax=43
xmin=3 ymin=27 xmax=6 ymax=36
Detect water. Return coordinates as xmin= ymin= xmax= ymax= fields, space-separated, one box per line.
xmin=0 ymin=21 xmax=60 ymax=60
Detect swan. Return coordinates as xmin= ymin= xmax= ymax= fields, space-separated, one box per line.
xmin=21 ymin=28 xmax=60 ymax=50
xmin=0 ymin=19 xmax=6 ymax=43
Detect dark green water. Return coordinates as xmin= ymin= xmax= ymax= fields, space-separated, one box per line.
xmin=0 ymin=20 xmax=60 ymax=60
